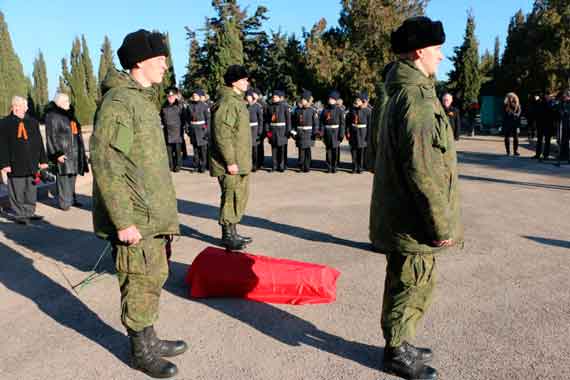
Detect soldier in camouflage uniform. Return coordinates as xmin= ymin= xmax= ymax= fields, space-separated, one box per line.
xmin=369 ymin=17 xmax=463 ymax=380
xmin=90 ymin=29 xmax=187 ymax=379
xmin=209 ymin=65 xmax=253 ymax=251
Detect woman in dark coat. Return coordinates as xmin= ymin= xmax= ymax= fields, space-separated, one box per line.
xmin=45 ymin=93 xmax=89 ymax=210
xmin=503 ymin=92 xmax=521 ymax=156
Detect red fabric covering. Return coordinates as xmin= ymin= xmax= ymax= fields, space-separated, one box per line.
xmin=185 ymin=247 xmax=340 ymax=305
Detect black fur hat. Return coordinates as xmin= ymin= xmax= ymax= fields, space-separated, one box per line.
xmin=223 ymin=65 xmax=249 ymax=86
xmin=391 ymin=16 xmax=445 ymax=54
xmin=118 ymin=29 xmax=169 ymax=70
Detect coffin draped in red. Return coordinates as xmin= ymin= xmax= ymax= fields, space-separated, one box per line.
xmin=185 ymin=247 xmax=340 ymax=305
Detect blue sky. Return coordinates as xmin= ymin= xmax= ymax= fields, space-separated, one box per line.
xmin=2 ymin=0 xmax=534 ymax=98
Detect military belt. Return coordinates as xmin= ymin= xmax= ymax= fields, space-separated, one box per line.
xmin=297 ymin=126 xmax=313 ymax=130
xmin=270 ymin=122 xmax=286 ymax=127
xmin=191 ymin=121 xmax=206 ymax=125
xmin=325 ymin=125 xmax=339 ymax=129
xmin=250 ymin=122 xmax=259 ymax=127
xmin=353 ymin=124 xmax=367 ymax=128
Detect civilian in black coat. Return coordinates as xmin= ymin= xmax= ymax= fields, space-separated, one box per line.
xmin=45 ymin=93 xmax=89 ymax=210
xmin=0 ymin=96 xmax=48 ymax=223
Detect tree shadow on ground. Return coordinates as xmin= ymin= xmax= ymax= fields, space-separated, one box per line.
xmin=176 ymin=199 xmax=372 ymax=252
xmin=522 ymin=236 xmax=570 ymax=249
xmin=459 ymin=174 xmax=570 ymax=191
xmin=164 ymin=259 xmax=382 ymax=371
xmin=457 ymin=151 xmax=569 ymax=178
xmin=0 ymin=222 xmax=128 ymax=365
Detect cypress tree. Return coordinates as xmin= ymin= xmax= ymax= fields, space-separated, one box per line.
xmin=181 ymin=28 xmax=208 ymax=98
xmin=58 ymin=58 xmax=71 ymax=95
xmin=0 ymin=11 xmax=29 ymax=116
xmin=98 ymin=35 xmax=115 ymax=97
xmin=66 ymin=37 xmax=97 ymax=125
xmin=448 ymin=10 xmax=482 ymax=111
xmin=81 ymin=35 xmax=98 ymax=102
xmin=31 ymin=51 xmax=49 ymax=118
xmin=153 ymin=32 xmax=176 ymax=108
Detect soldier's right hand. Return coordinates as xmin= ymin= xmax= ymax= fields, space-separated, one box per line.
xmin=57 ymin=155 xmax=67 ymax=163
xmin=118 ymin=225 xmax=143 ymax=246
xmin=432 ymin=239 xmax=453 ymax=247
xmin=227 ymin=164 xmax=239 ymax=175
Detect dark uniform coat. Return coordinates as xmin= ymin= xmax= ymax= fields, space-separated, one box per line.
xmin=0 ymin=114 xmax=47 ymax=177
xmin=187 ymin=101 xmax=211 ymax=147
xmin=248 ymin=102 xmax=264 ymax=147
xmin=319 ymin=104 xmax=345 ymax=148
xmin=265 ymin=101 xmax=291 ymax=147
xmin=45 ymin=103 xmax=88 ymax=176
xmin=292 ymin=106 xmax=319 ymax=149
xmin=346 ymin=107 xmax=370 ymax=149
xmin=160 ymin=100 xmax=186 ymax=144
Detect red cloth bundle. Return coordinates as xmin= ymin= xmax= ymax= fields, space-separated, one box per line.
xmin=185 ymin=247 xmax=340 ymax=305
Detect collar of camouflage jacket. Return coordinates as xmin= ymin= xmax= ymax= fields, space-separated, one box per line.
xmin=100 ymin=67 xmax=156 ymax=101
xmin=218 ymin=86 xmax=245 ymax=102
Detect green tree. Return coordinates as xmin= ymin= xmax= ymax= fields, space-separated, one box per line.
xmin=448 ymin=10 xmax=482 ymax=110
xmin=181 ymin=28 xmax=209 ymax=97
xmin=0 ymin=11 xmax=29 ymax=116
xmin=98 ymin=35 xmax=115 ymax=97
xmin=31 ymin=51 xmax=49 ymax=118
xmin=81 ymin=35 xmax=98 ymax=102
xmin=63 ymin=37 xmax=97 ymax=124
xmin=208 ymin=0 xmax=244 ymax=96
xmin=58 ymin=58 xmax=71 ymax=95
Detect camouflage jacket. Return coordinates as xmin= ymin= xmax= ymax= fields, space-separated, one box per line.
xmin=209 ymin=86 xmax=252 ymax=177
xmin=369 ymin=60 xmax=463 ymax=255
xmin=90 ymin=69 xmax=180 ymax=241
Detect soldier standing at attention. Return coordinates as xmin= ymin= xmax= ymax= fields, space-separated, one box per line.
xmin=246 ymin=89 xmax=264 ymax=172
xmin=209 ymin=65 xmax=253 ymax=251
xmin=292 ymin=89 xmax=319 ymax=173
xmin=254 ymin=88 xmax=268 ymax=170
xmin=346 ymin=92 xmax=371 ymax=174
xmin=188 ymin=89 xmax=211 ymax=173
xmin=320 ymin=90 xmax=345 ymax=173
xmin=160 ymin=87 xmax=186 ymax=172
xmin=90 ymin=29 xmax=187 ymax=379
xmin=266 ymin=89 xmax=292 ymax=172
xmin=370 ymin=17 xmax=463 ymax=380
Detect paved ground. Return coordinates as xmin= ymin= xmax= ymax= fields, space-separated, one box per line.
xmin=1 ymin=136 xmax=569 ymax=380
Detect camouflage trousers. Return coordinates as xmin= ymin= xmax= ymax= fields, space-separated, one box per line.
xmin=381 ymin=253 xmax=436 ymax=347
xmin=113 ymin=237 xmax=169 ymax=332
xmin=217 ymin=174 xmax=250 ymax=225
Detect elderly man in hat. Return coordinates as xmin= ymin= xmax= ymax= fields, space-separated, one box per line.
xmin=209 ymin=64 xmax=253 ymax=251
xmin=346 ymin=92 xmax=371 ymax=173
xmin=265 ymin=89 xmax=292 ymax=172
xmin=0 ymin=96 xmax=48 ymax=224
xmin=292 ymin=89 xmax=319 ymax=172
xmin=369 ymin=17 xmax=463 ymax=380
xmin=320 ymin=90 xmax=345 ymax=173
xmin=90 ymin=29 xmax=187 ymax=378
xmin=160 ymin=86 xmax=186 ymax=172
xmin=187 ymin=88 xmax=211 ymax=173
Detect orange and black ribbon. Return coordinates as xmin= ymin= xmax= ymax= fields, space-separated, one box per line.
xmin=17 ymin=121 xmax=28 ymax=140
xmin=70 ymin=121 xmax=78 ymax=135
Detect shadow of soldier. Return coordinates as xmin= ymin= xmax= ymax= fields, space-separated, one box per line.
xmin=176 ymin=199 xmax=373 ymax=252
xmin=163 ymin=259 xmax=382 ymax=371
xmin=0 ymin=221 xmax=128 ymax=366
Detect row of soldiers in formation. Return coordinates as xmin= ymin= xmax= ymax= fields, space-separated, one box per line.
xmin=160 ymin=86 xmax=374 ymax=174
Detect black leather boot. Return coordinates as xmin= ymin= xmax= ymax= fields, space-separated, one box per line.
xmin=221 ymin=225 xmax=245 ymax=251
xmin=145 ymin=326 xmax=188 ymax=358
xmin=401 ymin=341 xmax=433 ymax=363
xmin=128 ymin=328 xmax=178 ymax=379
xmin=231 ymin=224 xmax=252 ymax=245
xmin=383 ymin=343 xmax=437 ymax=380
